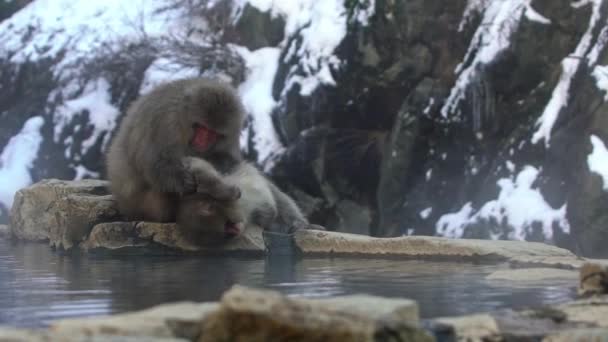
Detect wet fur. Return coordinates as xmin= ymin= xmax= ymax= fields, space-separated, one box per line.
xmin=106 ymin=78 xmax=244 ymax=222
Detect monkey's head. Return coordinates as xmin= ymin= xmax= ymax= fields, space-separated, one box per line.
xmin=177 ymin=194 xmax=246 ymax=246
xmin=182 ymin=79 xmax=245 ymax=161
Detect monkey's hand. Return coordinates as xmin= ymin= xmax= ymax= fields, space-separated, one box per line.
xmin=204 ymin=183 xmax=241 ymax=201
xmin=288 ymin=220 xmax=326 ymax=234
xmin=182 ymin=156 xmax=242 ymax=201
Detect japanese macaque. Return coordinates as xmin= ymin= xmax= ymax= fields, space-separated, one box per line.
xmin=106 ymin=78 xmax=245 ymax=222
xmin=176 ymin=161 xmax=322 ymax=244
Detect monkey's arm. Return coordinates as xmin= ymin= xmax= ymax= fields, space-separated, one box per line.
xmin=142 ymin=144 xmax=197 ymax=194
xmin=183 ymin=157 xmax=241 ymax=201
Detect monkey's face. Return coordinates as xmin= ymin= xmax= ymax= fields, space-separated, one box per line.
xmin=177 ymin=197 xmax=246 ymax=246
xmin=190 ymin=123 xmax=219 ymax=153
xmin=184 ymin=83 xmax=245 ymax=156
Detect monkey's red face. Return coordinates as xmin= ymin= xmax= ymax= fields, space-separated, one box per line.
xmin=224 ymin=220 xmax=243 ymax=238
xmin=191 ymin=124 xmax=219 ymax=152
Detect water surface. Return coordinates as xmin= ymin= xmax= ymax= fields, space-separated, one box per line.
xmin=0 ymin=240 xmax=576 ymax=327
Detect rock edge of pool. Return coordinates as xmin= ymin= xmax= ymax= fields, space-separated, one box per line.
xmin=2 ymin=179 xmax=608 ymax=340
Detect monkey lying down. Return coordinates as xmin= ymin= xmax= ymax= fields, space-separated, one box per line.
xmin=106 ymin=77 xmax=320 ymax=244
xmin=177 ymin=159 xmax=321 ymax=244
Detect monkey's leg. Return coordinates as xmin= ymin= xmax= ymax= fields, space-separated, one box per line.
xmin=267 ymin=182 xmax=327 ymax=232
xmin=140 ymin=191 xmax=176 ymax=222
xmin=182 ymin=156 xmax=241 ymax=201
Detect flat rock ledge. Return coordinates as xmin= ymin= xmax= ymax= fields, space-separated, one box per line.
xmin=0 ymin=286 xmax=427 ymax=342
xmin=1 ymin=285 xmax=607 ymax=341
xmin=6 ymin=179 xmax=593 ymax=267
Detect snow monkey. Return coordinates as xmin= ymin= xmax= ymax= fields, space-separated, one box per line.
xmin=106 ymin=78 xmax=245 ymax=222
xmin=176 ymin=161 xmax=324 ymax=244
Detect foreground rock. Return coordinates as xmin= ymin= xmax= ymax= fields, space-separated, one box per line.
xmin=10 ymin=179 xmax=121 ymax=249
xmin=52 ymin=302 xmax=218 ymax=340
xmin=431 ymin=296 xmax=608 ymax=341
xmin=3 ymin=285 xmax=608 ymax=341
xmin=201 ymin=286 xmax=429 ymax=342
xmin=48 ymin=286 xmax=427 ymax=342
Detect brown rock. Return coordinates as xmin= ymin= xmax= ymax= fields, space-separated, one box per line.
xmin=52 ymin=302 xmax=218 ymax=340
xmin=578 ymin=263 xmax=608 ymax=296
xmin=82 ymin=222 xmax=265 ymax=254
xmin=9 ymin=179 xmax=120 ymax=248
xmin=200 ymin=285 xmax=430 ymax=342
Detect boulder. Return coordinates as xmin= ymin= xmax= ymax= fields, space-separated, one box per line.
xmin=431 ymin=296 xmax=608 ymax=340
xmin=200 ymin=285 xmax=430 ymax=342
xmin=0 ymin=328 xmax=186 ymax=342
xmin=578 ymin=263 xmax=608 ymax=296
xmin=10 ymin=179 xmax=121 ymax=248
xmin=52 ymin=302 xmax=218 ymax=340
xmin=82 ymin=221 xmax=265 ymax=255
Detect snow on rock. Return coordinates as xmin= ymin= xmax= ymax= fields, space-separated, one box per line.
xmin=235 ymin=0 xmax=374 ymax=97
xmin=443 ymin=0 xmax=531 ymax=118
xmin=436 ymin=202 xmax=474 ymax=238
xmin=436 ymin=166 xmax=570 ymax=241
xmin=0 ymin=0 xmax=190 ymax=175
xmin=588 ymin=135 xmax=608 ymax=190
xmin=593 ymin=65 xmax=608 ymax=101
xmin=54 ymin=78 xmax=120 ymax=155
xmin=235 ymin=46 xmax=284 ymax=168
xmin=140 ymin=58 xmax=200 ymax=95
xmin=0 ymin=0 xmax=185 ymax=76
xmin=532 ymin=0 xmax=605 ymax=147
xmin=524 ymin=1 xmax=551 ymax=24
xmin=0 ymin=116 xmax=44 ymax=208
xmin=419 ymin=207 xmax=433 ymax=219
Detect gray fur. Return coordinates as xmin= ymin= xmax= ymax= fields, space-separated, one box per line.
xmin=106 ymin=78 xmax=244 ymax=222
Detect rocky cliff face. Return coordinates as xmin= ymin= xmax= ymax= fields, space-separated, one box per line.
xmin=0 ymin=0 xmax=607 ymax=256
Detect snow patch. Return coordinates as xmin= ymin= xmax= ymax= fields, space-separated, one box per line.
xmin=420 ymin=207 xmax=433 ymax=219
xmin=593 ymin=65 xmax=608 ymax=101
xmin=54 ymin=79 xmax=120 ymax=155
xmin=524 ymin=2 xmax=551 ymax=24
xmin=235 ymin=0 xmax=374 ymax=97
xmin=588 ymin=135 xmax=608 ymax=190
xmin=436 ymin=166 xmax=570 ymax=240
xmin=532 ymin=0 xmax=605 ymax=146
xmin=140 ymin=58 xmax=200 ymax=95
xmin=443 ymin=0 xmax=529 ymax=118
xmin=0 ymin=117 xmax=44 ymax=208
xmin=436 ymin=202 xmax=474 ymax=238
xmin=236 ymin=46 xmax=284 ymax=168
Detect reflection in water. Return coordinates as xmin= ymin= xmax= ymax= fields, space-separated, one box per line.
xmin=0 ymin=240 xmax=576 ymax=327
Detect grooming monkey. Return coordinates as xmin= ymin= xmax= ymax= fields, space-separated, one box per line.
xmin=177 ymin=160 xmax=322 ymax=244
xmin=106 ymin=78 xmax=244 ymax=222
